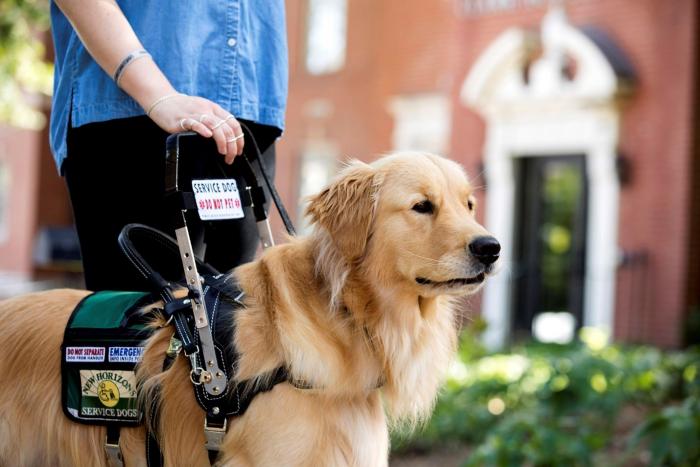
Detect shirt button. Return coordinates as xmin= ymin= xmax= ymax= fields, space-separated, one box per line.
xmin=227 ymin=38 xmax=237 ymax=47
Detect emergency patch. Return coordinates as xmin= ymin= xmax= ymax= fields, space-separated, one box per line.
xmin=108 ymin=346 xmax=144 ymax=363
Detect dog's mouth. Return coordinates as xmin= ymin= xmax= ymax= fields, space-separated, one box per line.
xmin=415 ymin=273 xmax=485 ymax=288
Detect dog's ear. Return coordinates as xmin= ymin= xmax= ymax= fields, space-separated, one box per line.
xmin=306 ymin=161 xmax=383 ymax=261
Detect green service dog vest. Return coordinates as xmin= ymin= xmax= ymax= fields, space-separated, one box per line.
xmin=61 ymin=291 xmax=154 ymax=426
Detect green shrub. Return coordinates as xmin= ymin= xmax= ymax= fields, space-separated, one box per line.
xmin=627 ymin=353 xmax=700 ymax=466
xmin=392 ymin=328 xmax=700 ymax=467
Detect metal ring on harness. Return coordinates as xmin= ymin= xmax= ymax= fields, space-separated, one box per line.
xmin=189 ymin=367 xmax=204 ymax=385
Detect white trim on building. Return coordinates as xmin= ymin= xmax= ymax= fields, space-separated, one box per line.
xmin=461 ymin=7 xmax=632 ymax=348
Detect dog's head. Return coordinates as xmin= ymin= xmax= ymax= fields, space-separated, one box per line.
xmin=306 ymin=152 xmax=499 ymax=298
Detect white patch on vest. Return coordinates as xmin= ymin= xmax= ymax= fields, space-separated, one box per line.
xmin=65 ymin=346 xmax=105 ymax=362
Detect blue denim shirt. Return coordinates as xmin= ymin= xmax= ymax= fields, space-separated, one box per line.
xmin=49 ymin=0 xmax=288 ymax=172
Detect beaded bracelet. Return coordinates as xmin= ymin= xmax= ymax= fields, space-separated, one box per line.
xmin=113 ymin=49 xmax=151 ymax=86
xmin=146 ymin=93 xmax=181 ymax=117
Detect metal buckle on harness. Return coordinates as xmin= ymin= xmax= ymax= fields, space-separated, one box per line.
xmin=204 ymin=418 xmax=228 ymax=451
xmin=256 ymin=219 xmax=275 ymax=249
xmin=104 ymin=437 xmax=123 ymax=467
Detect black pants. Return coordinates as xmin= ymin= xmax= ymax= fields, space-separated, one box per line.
xmin=64 ymin=116 xmax=279 ymax=291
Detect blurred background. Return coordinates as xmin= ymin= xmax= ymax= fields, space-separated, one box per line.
xmin=1 ymin=0 xmax=699 ymax=464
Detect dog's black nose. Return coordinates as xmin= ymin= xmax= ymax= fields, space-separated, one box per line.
xmin=469 ymin=236 xmax=500 ymax=265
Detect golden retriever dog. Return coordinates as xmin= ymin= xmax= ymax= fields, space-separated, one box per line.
xmin=0 ymin=152 xmax=499 ymax=466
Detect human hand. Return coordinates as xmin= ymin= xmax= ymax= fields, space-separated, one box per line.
xmin=147 ymin=93 xmax=244 ymax=164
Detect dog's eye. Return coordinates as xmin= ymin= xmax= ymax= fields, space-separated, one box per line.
xmin=467 ymin=199 xmax=475 ymax=211
xmin=412 ymin=200 xmax=434 ymax=214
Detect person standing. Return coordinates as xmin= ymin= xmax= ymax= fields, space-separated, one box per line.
xmin=49 ymin=0 xmax=288 ymax=291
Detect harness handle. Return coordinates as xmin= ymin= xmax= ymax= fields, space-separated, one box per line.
xmin=164 ymin=124 xmax=296 ymax=237
xmin=117 ymin=223 xmax=219 ymax=299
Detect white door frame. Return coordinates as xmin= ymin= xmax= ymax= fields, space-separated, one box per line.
xmin=461 ymin=7 xmax=631 ymax=348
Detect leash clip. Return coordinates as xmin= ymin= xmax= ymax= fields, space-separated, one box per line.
xmin=187 ymin=351 xmax=214 ymax=385
xmin=188 ymin=352 xmax=205 ymax=385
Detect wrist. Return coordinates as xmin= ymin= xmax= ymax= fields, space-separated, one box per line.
xmin=117 ymin=56 xmax=177 ymax=111
xmin=146 ymin=93 xmax=182 ymax=117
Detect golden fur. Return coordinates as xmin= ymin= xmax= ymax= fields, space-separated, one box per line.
xmin=0 ymin=152 xmax=497 ymax=466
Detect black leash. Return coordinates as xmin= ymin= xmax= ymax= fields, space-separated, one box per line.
xmin=239 ymin=121 xmax=296 ymax=236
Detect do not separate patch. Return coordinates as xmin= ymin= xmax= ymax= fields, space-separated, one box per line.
xmin=192 ymin=179 xmax=245 ymax=221
xmin=66 ymin=346 xmax=105 ymax=362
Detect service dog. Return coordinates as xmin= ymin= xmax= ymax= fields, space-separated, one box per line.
xmin=0 ymin=152 xmax=499 ymax=466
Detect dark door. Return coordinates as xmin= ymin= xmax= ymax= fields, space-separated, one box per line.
xmin=512 ymin=156 xmax=588 ymax=340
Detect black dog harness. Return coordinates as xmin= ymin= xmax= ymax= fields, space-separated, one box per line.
xmin=108 ymin=125 xmax=298 ymax=466
xmin=141 ymin=268 xmax=291 ymax=466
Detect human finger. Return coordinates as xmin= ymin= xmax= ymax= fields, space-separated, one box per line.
xmin=199 ymin=114 xmax=228 ymax=155
xmin=222 ymin=116 xmax=244 ymax=158
xmin=177 ymin=117 xmax=210 ymax=135
xmin=188 ymin=119 xmax=213 ymax=138
xmin=225 ymin=133 xmax=244 ymax=163
xmin=217 ymin=122 xmax=238 ymax=164
xmin=212 ymin=107 xmax=245 ymax=157
xmin=206 ymin=114 xmax=237 ymax=163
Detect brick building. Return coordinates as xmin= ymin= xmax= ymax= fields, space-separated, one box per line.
xmin=0 ymin=0 xmax=697 ymax=347
xmin=278 ymin=0 xmax=699 ymax=348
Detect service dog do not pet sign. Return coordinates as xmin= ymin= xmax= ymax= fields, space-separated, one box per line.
xmin=192 ymin=179 xmax=245 ymax=221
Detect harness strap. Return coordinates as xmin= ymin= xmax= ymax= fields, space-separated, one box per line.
xmin=204 ymin=416 xmax=227 ymax=460
xmin=144 ymin=366 xmax=290 ymax=467
xmin=146 ymin=397 xmax=164 ymax=467
xmin=105 ymin=426 xmax=123 ymax=467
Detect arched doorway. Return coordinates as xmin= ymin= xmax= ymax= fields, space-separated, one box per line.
xmin=461 ymin=7 xmax=634 ymax=348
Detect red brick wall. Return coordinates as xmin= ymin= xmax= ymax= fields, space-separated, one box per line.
xmin=282 ymin=0 xmax=698 ymax=347
xmin=687 ymin=13 xmax=700 ymax=343
xmin=279 ymin=0 xmax=459 ymax=229
xmin=610 ymin=0 xmax=697 ymax=347
xmin=452 ymin=0 xmax=697 ymax=347
xmin=35 ymin=122 xmax=73 ymax=227
xmin=0 ymin=125 xmax=41 ymax=275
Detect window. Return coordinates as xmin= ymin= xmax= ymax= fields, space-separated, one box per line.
xmin=305 ymin=0 xmax=348 ymax=75
xmin=388 ymin=94 xmax=451 ymax=154
xmin=296 ymin=141 xmax=339 ymax=234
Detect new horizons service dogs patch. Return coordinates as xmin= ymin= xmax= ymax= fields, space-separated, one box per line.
xmin=78 ymin=370 xmax=138 ymax=420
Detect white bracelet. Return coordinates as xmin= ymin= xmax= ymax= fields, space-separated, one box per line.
xmin=146 ymin=93 xmax=181 ymax=117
